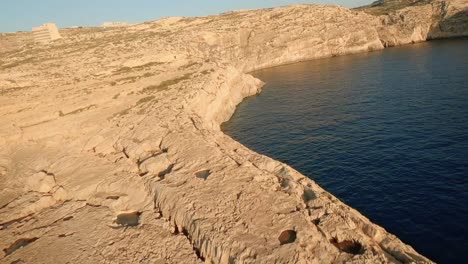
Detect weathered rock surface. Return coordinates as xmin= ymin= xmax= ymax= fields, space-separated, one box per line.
xmin=367 ymin=0 xmax=468 ymax=46
xmin=0 ymin=1 xmax=466 ymax=263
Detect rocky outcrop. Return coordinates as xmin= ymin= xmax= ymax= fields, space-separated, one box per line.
xmin=361 ymin=0 xmax=468 ymax=46
xmin=0 ymin=1 xmax=466 ymax=263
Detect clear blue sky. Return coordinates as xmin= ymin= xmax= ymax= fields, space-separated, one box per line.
xmin=1 ymin=0 xmax=372 ymax=32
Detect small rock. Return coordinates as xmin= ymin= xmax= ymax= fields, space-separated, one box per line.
xmin=116 ymin=211 xmax=141 ymax=227
xmin=278 ymin=230 xmax=297 ymax=245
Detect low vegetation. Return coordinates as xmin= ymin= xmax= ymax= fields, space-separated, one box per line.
xmin=141 ymin=73 xmax=192 ymax=94
xmin=355 ymin=0 xmax=432 ymax=15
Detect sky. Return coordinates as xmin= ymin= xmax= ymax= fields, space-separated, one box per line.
xmin=0 ymin=0 xmax=372 ymax=33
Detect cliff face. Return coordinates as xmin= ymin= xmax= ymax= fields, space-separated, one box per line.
xmin=0 ymin=1 xmax=466 ymax=263
xmin=360 ymin=0 xmax=468 ymax=46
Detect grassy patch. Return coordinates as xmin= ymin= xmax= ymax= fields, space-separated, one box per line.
xmin=141 ymin=73 xmax=192 ymax=94
xmin=59 ymin=104 xmax=97 ymax=117
xmin=136 ymin=96 xmax=155 ymax=105
xmin=178 ymin=62 xmax=201 ymax=70
xmin=0 ymin=86 xmax=34 ymax=96
xmin=114 ymin=61 xmax=164 ymax=75
xmin=355 ymin=0 xmax=432 ymax=16
xmin=143 ymin=72 xmax=154 ymax=77
xmin=0 ymin=57 xmax=35 ymax=70
xmin=200 ymin=69 xmax=215 ymax=75
xmin=110 ymin=107 xmax=132 ymax=119
xmin=111 ymin=71 xmax=158 ymax=85
xmin=116 ymin=75 xmax=139 ymax=83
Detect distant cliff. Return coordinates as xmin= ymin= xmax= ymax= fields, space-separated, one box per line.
xmin=358 ymin=0 xmax=468 ymax=45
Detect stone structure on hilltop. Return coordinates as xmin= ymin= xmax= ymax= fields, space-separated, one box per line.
xmin=32 ymin=23 xmax=61 ymax=44
xmin=101 ymin=21 xmax=129 ymax=28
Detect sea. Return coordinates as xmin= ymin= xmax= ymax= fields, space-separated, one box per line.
xmin=222 ymin=39 xmax=468 ymax=264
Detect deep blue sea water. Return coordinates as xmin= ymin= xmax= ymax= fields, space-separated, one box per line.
xmin=222 ymin=39 xmax=468 ymax=264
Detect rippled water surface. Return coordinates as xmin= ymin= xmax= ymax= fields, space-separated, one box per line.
xmin=222 ymin=39 xmax=468 ymax=264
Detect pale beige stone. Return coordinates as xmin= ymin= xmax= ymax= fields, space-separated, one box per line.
xmin=32 ymin=23 xmax=61 ymax=44
xmin=0 ymin=1 xmax=466 ymax=263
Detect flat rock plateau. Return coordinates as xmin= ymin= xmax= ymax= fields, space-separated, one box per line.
xmin=1 ymin=0 xmax=467 ymax=263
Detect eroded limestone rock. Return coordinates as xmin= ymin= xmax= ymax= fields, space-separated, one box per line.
xmin=1 ymin=1 xmax=466 ymax=263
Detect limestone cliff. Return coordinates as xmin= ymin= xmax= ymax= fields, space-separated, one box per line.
xmin=0 ymin=1 xmax=466 ymax=263
xmin=360 ymin=0 xmax=468 ymax=45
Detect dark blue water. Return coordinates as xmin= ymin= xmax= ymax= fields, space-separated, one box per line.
xmin=222 ymin=39 xmax=468 ymax=264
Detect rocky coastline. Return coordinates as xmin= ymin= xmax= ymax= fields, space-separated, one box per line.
xmin=0 ymin=0 xmax=467 ymax=263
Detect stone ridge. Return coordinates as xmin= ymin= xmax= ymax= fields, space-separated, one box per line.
xmin=0 ymin=1 xmax=466 ymax=263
